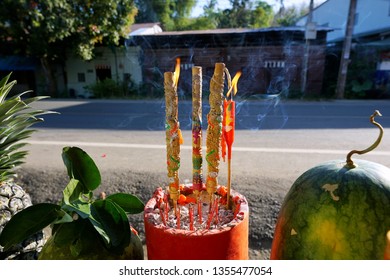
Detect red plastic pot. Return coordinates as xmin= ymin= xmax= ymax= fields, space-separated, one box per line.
xmin=144 ymin=187 xmax=249 ymax=260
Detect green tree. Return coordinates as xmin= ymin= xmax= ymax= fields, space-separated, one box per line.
xmin=202 ymin=0 xmax=218 ymax=24
xmin=273 ymin=4 xmax=308 ymax=26
xmin=134 ymin=0 xmax=197 ymax=31
xmin=177 ymin=0 xmax=219 ymax=31
xmin=216 ymin=0 xmax=273 ymax=29
xmin=0 ymin=0 xmax=137 ymax=96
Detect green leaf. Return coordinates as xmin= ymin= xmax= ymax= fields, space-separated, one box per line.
xmin=0 ymin=203 xmax=68 ymax=251
xmin=53 ymin=211 xmax=73 ymax=225
xmin=90 ymin=199 xmax=130 ymax=251
xmin=62 ymin=178 xmax=85 ymax=205
xmin=106 ymin=193 xmax=145 ymax=214
xmin=62 ymin=146 xmax=101 ymax=192
xmin=61 ymin=202 xmax=91 ymax=220
xmin=61 ymin=179 xmax=93 ymax=219
xmin=87 ymin=216 xmax=110 ymax=246
xmin=51 ymin=220 xmax=83 ymax=248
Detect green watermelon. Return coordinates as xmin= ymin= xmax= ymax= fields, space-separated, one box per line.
xmin=271 ymin=159 xmax=390 ymax=259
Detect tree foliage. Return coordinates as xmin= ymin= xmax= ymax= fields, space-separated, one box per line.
xmin=0 ymin=0 xmax=137 ymax=59
xmin=217 ymin=0 xmax=274 ymax=29
xmin=135 ymin=0 xmax=274 ymax=30
xmin=135 ymin=0 xmax=197 ymax=31
xmin=273 ymin=4 xmax=308 ymax=27
xmin=0 ymin=0 xmax=137 ymax=95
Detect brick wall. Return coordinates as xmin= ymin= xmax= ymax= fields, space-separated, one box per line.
xmin=130 ymin=28 xmax=329 ymax=98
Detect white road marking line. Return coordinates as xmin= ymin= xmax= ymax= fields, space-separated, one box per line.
xmin=27 ymin=140 xmax=390 ymax=156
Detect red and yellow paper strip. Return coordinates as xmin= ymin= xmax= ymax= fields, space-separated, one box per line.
xmin=164 ymin=58 xmax=183 ymax=212
xmin=222 ymin=70 xmax=241 ymax=208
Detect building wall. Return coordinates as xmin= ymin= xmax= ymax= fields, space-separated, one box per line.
xmin=297 ymin=0 xmax=390 ymax=42
xmin=66 ymin=28 xmax=328 ymax=98
xmin=66 ymin=46 xmax=142 ymax=98
xmin=140 ymin=43 xmax=326 ymax=98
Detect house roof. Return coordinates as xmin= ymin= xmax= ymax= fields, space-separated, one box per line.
xmin=129 ymin=23 xmax=162 ymax=36
xmin=126 ymin=26 xmax=333 ymax=49
xmin=137 ymin=26 xmax=333 ymax=36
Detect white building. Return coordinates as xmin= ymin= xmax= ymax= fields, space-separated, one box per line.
xmin=66 ymin=23 xmax=162 ymax=98
xmin=296 ymin=0 xmax=390 ymax=43
xmin=297 ymin=0 xmax=390 ymax=97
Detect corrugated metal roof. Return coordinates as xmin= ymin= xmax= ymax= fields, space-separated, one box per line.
xmin=129 ymin=23 xmax=163 ymax=36
xmin=126 ymin=26 xmax=333 ymax=49
xmin=132 ymin=26 xmax=334 ymax=36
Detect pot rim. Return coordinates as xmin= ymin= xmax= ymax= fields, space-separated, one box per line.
xmin=144 ymin=186 xmax=249 ymax=236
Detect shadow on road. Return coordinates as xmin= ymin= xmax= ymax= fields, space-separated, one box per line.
xmin=35 ymin=99 xmax=390 ymax=131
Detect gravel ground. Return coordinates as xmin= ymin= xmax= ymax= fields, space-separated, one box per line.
xmin=17 ymin=167 xmax=291 ymax=260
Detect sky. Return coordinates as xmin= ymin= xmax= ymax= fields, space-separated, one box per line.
xmin=191 ymin=0 xmax=327 ymax=17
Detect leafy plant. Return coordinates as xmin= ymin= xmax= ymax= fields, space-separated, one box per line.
xmin=350 ymin=79 xmax=373 ymax=98
xmin=0 ymin=146 xmax=144 ymax=258
xmin=85 ymin=79 xmax=124 ymax=98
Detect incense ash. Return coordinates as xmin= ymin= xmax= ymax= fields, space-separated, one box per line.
xmin=146 ymin=185 xmax=246 ymax=231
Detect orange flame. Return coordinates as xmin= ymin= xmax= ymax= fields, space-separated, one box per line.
xmin=226 ymin=71 xmax=242 ymax=98
xmin=174 ymin=57 xmax=181 ymax=87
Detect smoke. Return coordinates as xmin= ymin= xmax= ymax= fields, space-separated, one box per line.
xmin=124 ymin=28 xmax=324 ymax=131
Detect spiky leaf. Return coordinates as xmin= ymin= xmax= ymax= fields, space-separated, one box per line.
xmin=0 ymin=74 xmax=16 ymax=103
xmin=0 ymin=73 xmax=52 ymax=181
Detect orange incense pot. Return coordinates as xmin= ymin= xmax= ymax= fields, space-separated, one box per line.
xmin=144 ymin=186 xmax=249 ymax=260
xmin=145 ymin=62 xmax=248 ymax=260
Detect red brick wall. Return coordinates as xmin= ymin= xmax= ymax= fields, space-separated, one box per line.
xmin=141 ymin=43 xmax=326 ymax=98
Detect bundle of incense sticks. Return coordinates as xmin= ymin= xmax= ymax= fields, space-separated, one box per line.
xmin=164 ymin=61 xmax=229 ymax=210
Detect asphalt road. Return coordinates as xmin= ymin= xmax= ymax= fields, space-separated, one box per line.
xmin=32 ymin=98 xmax=390 ymax=130
xmin=19 ymin=98 xmax=390 ymax=259
xmin=25 ymin=98 xmax=390 ymax=190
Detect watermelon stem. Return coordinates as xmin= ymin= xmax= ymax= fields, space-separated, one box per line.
xmin=346 ymin=110 xmax=383 ymax=167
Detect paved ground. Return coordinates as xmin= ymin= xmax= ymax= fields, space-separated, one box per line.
xmin=17 ymin=99 xmax=390 ymax=259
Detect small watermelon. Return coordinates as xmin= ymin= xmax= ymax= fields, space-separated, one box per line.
xmin=271 ymin=111 xmax=390 ymax=260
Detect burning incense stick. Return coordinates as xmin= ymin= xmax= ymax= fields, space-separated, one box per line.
xmin=164 ymin=58 xmax=182 ymax=213
xmin=223 ymin=71 xmax=242 ymax=209
xmin=206 ymin=63 xmax=225 ymax=201
xmin=192 ymin=66 xmax=203 ymax=196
